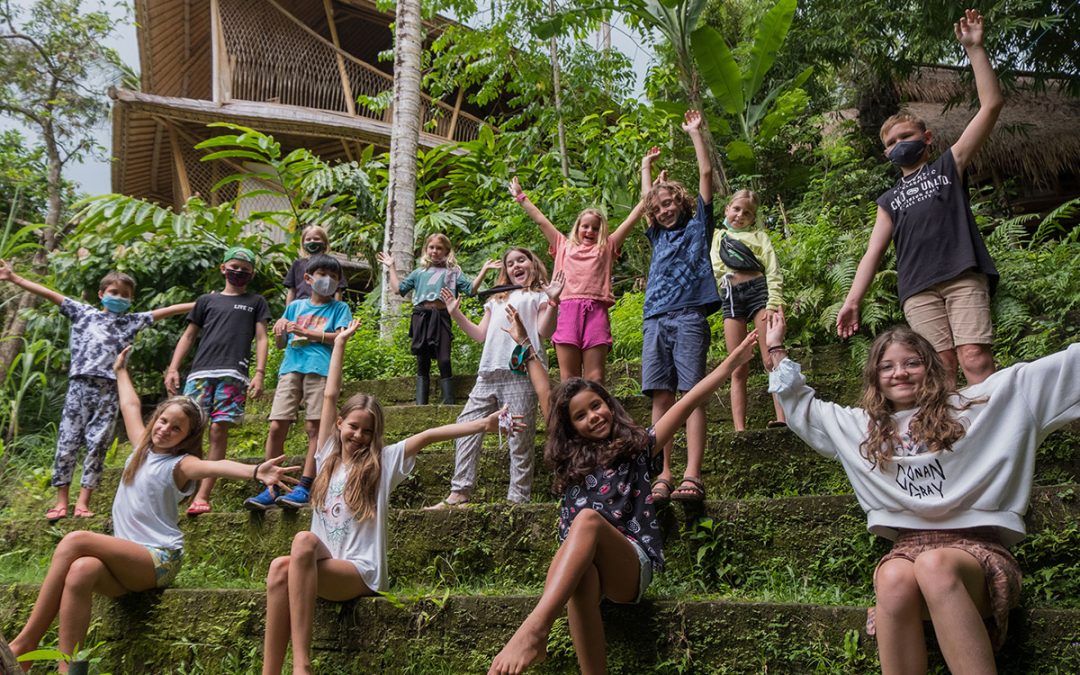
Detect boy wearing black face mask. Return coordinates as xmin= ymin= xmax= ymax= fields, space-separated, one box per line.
xmin=166 ymin=245 xmax=271 ymax=515
xmin=245 ymin=254 xmax=353 ymax=511
xmin=837 ymin=9 xmax=1003 ymax=388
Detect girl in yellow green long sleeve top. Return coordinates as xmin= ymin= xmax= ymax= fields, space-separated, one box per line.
xmin=709 ymin=189 xmax=787 ymax=430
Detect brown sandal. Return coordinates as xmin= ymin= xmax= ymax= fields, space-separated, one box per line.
xmin=671 ymin=477 xmax=706 ymax=502
xmin=650 ymin=478 xmax=674 ymax=505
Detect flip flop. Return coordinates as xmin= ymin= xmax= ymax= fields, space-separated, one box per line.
xmin=422 ymin=497 xmax=470 ymax=511
xmin=73 ymin=507 xmax=95 ymax=518
xmin=45 ymin=506 xmax=68 ymax=523
xmin=670 ymin=477 xmax=706 ymax=503
xmin=186 ymin=501 xmax=212 ymax=517
xmin=650 ymin=478 xmax=675 ymax=505
xmin=767 ymin=420 xmax=788 ymax=429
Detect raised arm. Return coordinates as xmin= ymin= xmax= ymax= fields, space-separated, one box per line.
xmin=376 ymin=252 xmax=406 ymax=296
xmin=404 ymin=408 xmax=525 ymax=459
xmin=150 ymin=301 xmax=195 ymax=322
xmin=441 ymin=287 xmax=489 ymax=343
xmin=165 ymin=322 xmax=200 ymax=395
xmin=537 ymin=271 xmax=565 ymax=339
xmin=177 ymin=454 xmax=299 ymax=487
xmin=470 ymin=259 xmax=502 ymax=295
xmin=509 ymin=177 xmax=561 ymax=248
xmin=950 ymin=9 xmax=1003 ymax=173
xmin=837 ymin=206 xmax=894 ymax=338
xmin=112 ymin=346 xmax=146 ymax=442
xmin=0 ymin=259 xmax=65 ymax=306
xmin=607 ymin=199 xmax=647 ymax=252
xmin=316 ymin=319 xmax=361 ymax=450
xmin=682 ymin=110 xmax=712 ymax=203
xmin=640 ymin=146 xmax=661 ymax=198
xmin=653 ymin=331 xmax=759 ymax=451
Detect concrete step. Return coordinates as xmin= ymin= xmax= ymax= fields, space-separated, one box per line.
xmin=1 ymin=586 xmax=1076 ymax=673
xmin=3 ymin=486 xmax=1076 ymax=608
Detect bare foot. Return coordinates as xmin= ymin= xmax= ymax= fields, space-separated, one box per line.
xmin=488 ymin=619 xmax=548 ymax=674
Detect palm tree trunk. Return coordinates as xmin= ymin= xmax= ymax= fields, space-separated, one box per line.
xmin=548 ymin=0 xmax=569 ymax=181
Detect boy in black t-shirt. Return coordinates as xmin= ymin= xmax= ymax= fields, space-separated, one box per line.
xmin=165 ymin=246 xmax=271 ymax=515
xmin=837 ymin=9 xmax=1003 ymax=387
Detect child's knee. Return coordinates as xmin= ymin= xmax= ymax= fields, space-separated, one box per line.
xmin=267 ymin=556 xmax=291 ymax=587
xmin=66 ymin=556 xmax=105 ymax=589
xmin=874 ymin=560 xmax=921 ymax=613
xmin=290 ymin=531 xmax=320 ymax=558
xmin=57 ymin=529 xmax=96 ymax=555
xmin=732 ymin=362 xmax=750 ymax=381
xmin=568 ymin=508 xmax=606 ymax=536
xmin=912 ymin=549 xmax=969 ymax=597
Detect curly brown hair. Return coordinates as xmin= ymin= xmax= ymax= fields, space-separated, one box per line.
xmin=859 ymin=327 xmax=979 ymax=470
xmin=644 ymin=180 xmax=694 ymax=227
xmin=544 ymin=378 xmax=651 ymax=494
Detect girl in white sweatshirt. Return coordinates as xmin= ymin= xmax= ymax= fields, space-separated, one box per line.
xmin=764 ymin=308 xmax=1078 ymax=674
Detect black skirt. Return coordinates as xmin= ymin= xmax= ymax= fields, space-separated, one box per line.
xmin=409 ymin=306 xmax=453 ymax=356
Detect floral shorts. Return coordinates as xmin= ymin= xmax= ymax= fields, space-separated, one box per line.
xmin=184 ymin=376 xmax=247 ymax=424
xmin=144 ymin=545 xmax=184 ymax=588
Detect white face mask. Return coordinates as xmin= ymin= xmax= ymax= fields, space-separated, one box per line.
xmin=311 ymin=275 xmax=338 ymax=297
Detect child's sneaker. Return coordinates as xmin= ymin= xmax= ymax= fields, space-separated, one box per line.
xmin=276 ymin=485 xmax=310 ymax=510
xmin=244 ymin=487 xmax=280 ymax=511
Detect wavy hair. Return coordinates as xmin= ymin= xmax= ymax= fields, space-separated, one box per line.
xmin=491 ymin=247 xmax=548 ymax=302
xmin=544 ymin=378 xmax=651 ymax=494
xmin=568 ymin=208 xmax=610 ymax=249
xmin=419 ymin=232 xmax=461 ymax=271
xmin=122 ymin=396 xmax=206 ymax=485
xmin=310 ymin=393 xmax=385 ymax=522
xmin=859 ymin=327 xmax=979 ymax=470
xmin=644 ymin=180 xmax=694 ymax=227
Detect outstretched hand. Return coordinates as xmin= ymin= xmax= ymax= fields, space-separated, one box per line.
xmin=682 ymin=109 xmax=703 ymax=133
xmin=642 ymin=146 xmax=661 ymax=166
xmin=955 ymin=8 xmax=986 ymax=48
xmin=0 ymin=258 xmax=13 ymax=282
xmin=544 ymin=270 xmax=565 ymax=303
xmin=113 ymin=345 xmax=132 ymax=372
xmin=836 ymin=302 xmax=859 ymax=339
xmin=767 ymin=306 xmax=787 ymax=349
xmin=335 ymin=318 xmax=361 ymax=344
xmin=256 ymin=455 xmax=301 ymax=489
xmin=375 ymin=251 xmax=394 ymax=268
xmin=502 ymin=304 xmax=529 ymax=345
xmin=482 ymin=406 xmax=526 ymax=435
xmin=509 ymin=176 xmax=524 ymax=199
xmin=440 ymin=287 xmax=460 ymax=314
xmin=728 ymin=330 xmax=759 ymax=368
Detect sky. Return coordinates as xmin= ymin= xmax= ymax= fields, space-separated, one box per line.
xmin=4 ymin=1 xmax=652 ymax=196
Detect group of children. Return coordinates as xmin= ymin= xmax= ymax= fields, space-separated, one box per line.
xmin=4 ymin=10 xmax=1079 ymax=674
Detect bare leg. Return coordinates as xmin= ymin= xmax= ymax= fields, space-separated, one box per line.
xmin=488 ymin=510 xmax=639 ymax=675
xmin=265 ymin=419 xmax=293 ymax=460
xmin=913 ymin=548 xmax=996 ymax=675
xmin=193 ymin=421 xmax=232 ymax=505
xmin=263 ymin=556 xmax=292 ymax=675
xmin=555 ymin=344 xmax=583 ymax=382
xmin=956 ymin=344 xmax=994 ymax=385
xmin=651 ymin=390 xmax=676 ymax=484
xmin=526 ymin=360 xmax=552 ymax=421
xmin=73 ymin=487 xmax=95 ymax=515
xmin=10 ymin=532 xmax=156 ymax=666
xmin=682 ymin=404 xmax=706 ymax=483
xmin=53 ymin=485 xmax=70 ymax=513
xmin=581 ymin=345 xmax=609 ymax=385
xmin=302 ymin=419 xmax=319 ymax=459
xmin=874 ymin=559 xmax=929 ymax=674
xmin=724 ymin=318 xmax=749 ymax=430
xmin=937 ymin=349 xmax=959 ymax=390
xmin=566 ymin=563 xmax=605 ymax=675
xmin=287 ymin=532 xmax=372 ymax=675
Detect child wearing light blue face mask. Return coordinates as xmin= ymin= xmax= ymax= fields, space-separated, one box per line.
xmin=245 ymin=253 xmax=354 ymax=511
xmin=0 ymin=259 xmax=193 ymax=520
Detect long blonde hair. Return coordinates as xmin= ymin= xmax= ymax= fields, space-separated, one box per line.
xmin=568 ymin=208 xmax=610 ymax=249
xmin=419 ymin=233 xmax=461 ymax=270
xmin=491 ymin=247 xmax=548 ymax=302
xmin=859 ymin=327 xmax=978 ymax=470
xmin=122 ymin=397 xmax=206 ymax=485
xmin=310 ymin=394 xmax=385 ymax=521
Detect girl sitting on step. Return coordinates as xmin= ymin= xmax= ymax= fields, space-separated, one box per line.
xmin=488 ymin=331 xmax=760 ymax=675
xmin=764 ymin=308 xmax=1079 ymax=673
xmin=9 ymin=346 xmax=299 ymax=673
xmin=262 ymin=320 xmax=524 ymax=675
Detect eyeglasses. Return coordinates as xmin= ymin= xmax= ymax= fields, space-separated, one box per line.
xmin=877 ymin=358 xmax=925 ymax=376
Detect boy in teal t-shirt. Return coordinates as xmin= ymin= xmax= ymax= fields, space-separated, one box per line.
xmin=245 ymin=254 xmax=353 ymax=510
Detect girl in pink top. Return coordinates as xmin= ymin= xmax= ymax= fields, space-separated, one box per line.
xmin=510 ymin=176 xmax=645 ymax=384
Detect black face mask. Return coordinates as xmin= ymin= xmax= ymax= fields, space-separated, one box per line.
xmin=225 ymin=269 xmax=253 ymax=287
xmin=303 ymin=241 xmax=326 ymax=254
xmin=888 ymin=139 xmax=927 ymax=167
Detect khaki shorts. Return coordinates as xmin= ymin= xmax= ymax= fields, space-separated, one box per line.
xmin=902 ymin=272 xmax=993 ymax=352
xmin=269 ymin=372 xmax=327 ymax=421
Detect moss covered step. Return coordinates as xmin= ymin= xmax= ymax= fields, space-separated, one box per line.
xmin=1 ymin=586 xmax=1077 ymax=674
xmin=4 ymin=486 xmax=1076 ymax=608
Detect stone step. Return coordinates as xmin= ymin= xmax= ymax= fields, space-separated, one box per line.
xmin=4 ymin=487 xmax=1076 ymax=608
xmin=1 ymin=586 xmax=1076 ymax=673
xmin=9 ymin=426 xmax=1077 ymax=516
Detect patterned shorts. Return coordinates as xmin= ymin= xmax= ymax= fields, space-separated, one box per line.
xmin=144 ymin=545 xmax=184 ymax=588
xmin=184 ymin=376 xmax=247 ymax=424
xmin=867 ymin=527 xmax=1021 ymax=650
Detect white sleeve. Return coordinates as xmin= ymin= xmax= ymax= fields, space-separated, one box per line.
xmin=1010 ymin=342 xmax=1080 ymax=434
xmin=384 ymin=441 xmax=416 ymax=491
xmin=768 ymin=358 xmax=867 ymax=460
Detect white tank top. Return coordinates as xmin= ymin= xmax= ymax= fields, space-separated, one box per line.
xmin=111 ymin=451 xmax=195 ymax=551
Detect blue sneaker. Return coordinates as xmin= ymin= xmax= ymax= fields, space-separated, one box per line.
xmin=276 ymin=485 xmax=310 ymax=510
xmin=244 ymin=486 xmax=279 ymax=511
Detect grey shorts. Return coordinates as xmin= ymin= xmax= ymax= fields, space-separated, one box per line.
xmin=721 ymin=275 xmax=769 ymax=321
xmin=641 ymin=308 xmax=710 ymax=394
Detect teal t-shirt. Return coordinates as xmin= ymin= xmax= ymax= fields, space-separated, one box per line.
xmin=278 ymin=298 xmax=353 ymax=375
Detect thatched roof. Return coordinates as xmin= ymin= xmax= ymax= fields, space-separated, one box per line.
xmin=895 ymin=66 xmax=1080 ymax=189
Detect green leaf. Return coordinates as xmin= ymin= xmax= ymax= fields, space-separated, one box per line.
xmin=653 ymin=100 xmax=690 ymax=121
xmin=199 ymin=150 xmax=271 ymax=164
xmin=758 ymin=87 xmax=810 ymax=142
xmin=725 ymin=139 xmax=755 ymax=173
xmin=17 ymin=649 xmax=68 ymax=662
xmin=743 ymin=0 xmax=797 ymax=103
xmin=690 ymin=26 xmax=744 ymax=115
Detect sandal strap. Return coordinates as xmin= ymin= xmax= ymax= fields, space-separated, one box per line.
xmin=678 ymin=476 xmax=704 ymax=490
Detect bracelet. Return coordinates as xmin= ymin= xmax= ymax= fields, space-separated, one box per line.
xmin=321 ymin=329 xmax=326 ymax=344
xmin=547 ymin=299 xmax=559 ymax=308
xmin=253 ymin=461 xmax=262 ymax=483
xmin=767 ymin=345 xmax=786 ymax=353
xmin=514 ymin=192 xmax=527 ymax=203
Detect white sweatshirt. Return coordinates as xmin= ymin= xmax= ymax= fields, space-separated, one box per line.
xmin=768 ymin=343 xmax=1080 ymax=545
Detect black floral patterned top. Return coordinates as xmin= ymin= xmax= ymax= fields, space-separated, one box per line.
xmin=557 ymin=429 xmax=664 ymax=570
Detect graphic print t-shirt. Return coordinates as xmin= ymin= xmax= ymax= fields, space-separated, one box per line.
xmin=60 ymin=299 xmax=154 ymax=380
xmin=277 ymin=298 xmax=353 ymax=375
xmin=876 ymin=149 xmax=998 ymax=303
xmin=643 ymin=195 xmax=723 ymax=319
xmin=187 ymin=292 xmax=271 ymax=382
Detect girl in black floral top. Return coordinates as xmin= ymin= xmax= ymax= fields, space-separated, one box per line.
xmin=488 ymin=331 xmax=760 ymax=675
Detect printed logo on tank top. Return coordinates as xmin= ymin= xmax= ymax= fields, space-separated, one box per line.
xmin=888 ymin=166 xmax=952 ymax=212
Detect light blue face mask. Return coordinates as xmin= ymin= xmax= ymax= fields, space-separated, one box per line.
xmin=101 ymin=295 xmax=132 ymax=314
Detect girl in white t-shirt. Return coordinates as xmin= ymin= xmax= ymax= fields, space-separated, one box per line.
xmin=262 ymin=320 xmax=524 ymax=675
xmin=425 ymin=248 xmax=563 ymax=509
xmin=9 ymin=347 xmax=297 ymax=672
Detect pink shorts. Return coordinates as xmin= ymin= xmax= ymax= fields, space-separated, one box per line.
xmin=552 ymin=298 xmax=613 ymax=351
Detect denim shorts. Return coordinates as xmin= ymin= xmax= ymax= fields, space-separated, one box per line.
xmin=144 ymin=545 xmax=184 ymax=588
xmin=721 ymin=274 xmax=769 ymax=321
xmin=629 ymin=539 xmax=653 ymax=603
xmin=641 ymin=308 xmax=710 ymax=394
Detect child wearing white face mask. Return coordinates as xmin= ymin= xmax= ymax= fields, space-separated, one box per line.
xmin=244 ymin=253 xmax=354 ymax=511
